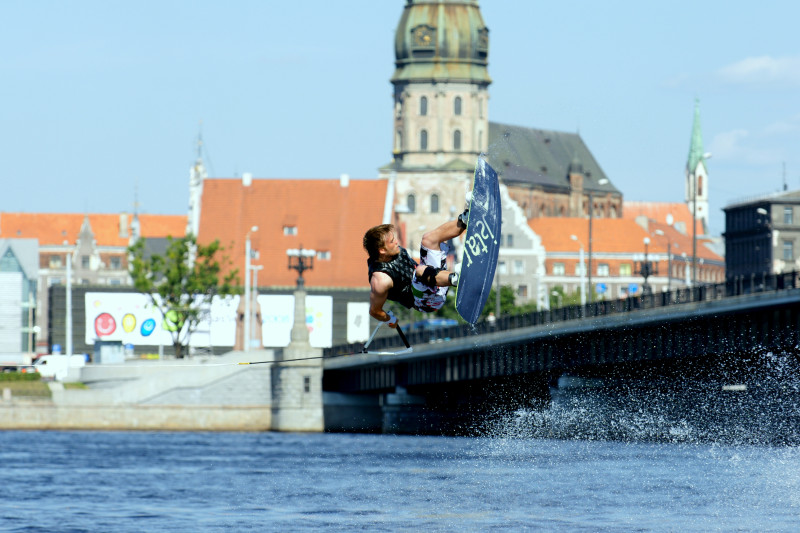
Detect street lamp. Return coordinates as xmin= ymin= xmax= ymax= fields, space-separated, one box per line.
xmin=244 ymin=225 xmax=258 ymax=353
xmin=551 ymin=289 xmax=562 ymax=309
xmin=587 ymin=178 xmax=609 ymax=304
xmin=287 ymin=246 xmax=316 ymax=288
xmin=635 ymin=237 xmax=658 ymax=295
xmin=654 ymin=229 xmax=672 ymax=293
xmin=570 ymin=234 xmax=586 ymax=307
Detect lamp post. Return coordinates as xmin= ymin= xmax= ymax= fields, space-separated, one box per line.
xmin=635 ymin=237 xmax=656 ymax=295
xmin=570 ymin=234 xmax=586 ymax=307
xmin=654 ymin=229 xmax=672 ymax=293
xmin=587 ymin=178 xmax=609 ymax=304
xmin=244 ymin=225 xmax=258 ymax=353
xmin=551 ymin=289 xmax=562 ymax=309
xmin=287 ymin=246 xmax=316 ymax=288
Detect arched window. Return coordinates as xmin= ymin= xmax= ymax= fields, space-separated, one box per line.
xmin=698 ymin=175 xmax=703 ymax=196
xmin=454 ymin=96 xmax=462 ymax=116
xmin=420 ymin=129 xmax=428 ymax=151
xmin=453 ymin=130 xmax=461 ymax=150
xmin=430 ymin=194 xmax=439 ymax=214
xmin=395 ymin=129 xmax=403 ymax=151
xmin=407 ymin=193 xmax=416 ymax=213
xmin=420 ymin=96 xmax=428 ymax=116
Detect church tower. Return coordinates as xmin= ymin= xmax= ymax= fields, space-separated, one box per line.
xmin=686 ymin=99 xmax=710 ymax=235
xmin=380 ymin=0 xmax=491 ymax=250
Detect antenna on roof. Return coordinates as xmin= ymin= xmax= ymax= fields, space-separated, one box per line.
xmin=783 ymin=161 xmax=787 ymax=191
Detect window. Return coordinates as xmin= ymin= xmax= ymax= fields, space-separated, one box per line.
xmin=109 ymin=278 xmax=122 ymax=286
xmin=453 ymin=129 xmax=461 ymax=150
xmin=303 ymin=376 xmax=311 ymax=393
xmin=283 ymin=226 xmax=297 ymax=236
xmin=81 ymin=256 xmax=90 ymax=268
xmin=317 ymin=251 xmax=331 ymax=261
xmin=517 ymin=284 xmax=528 ymax=298
xmin=506 ymin=234 xmax=514 ymax=247
xmin=396 ymin=129 xmax=403 ymax=151
xmin=552 ymin=262 xmax=565 ymax=275
xmin=407 ymin=193 xmax=416 ymax=213
xmin=783 ymin=240 xmax=794 ymax=261
xmin=454 ymin=96 xmax=462 ymax=115
xmin=498 ymin=261 xmax=507 ymax=275
xmin=784 ymin=207 xmax=793 ymax=225
xmin=513 ymin=260 xmax=524 ymax=275
xmin=619 ymin=263 xmax=632 ymax=276
xmin=110 ymin=256 xmax=122 ymax=270
xmin=420 ymin=96 xmax=428 ymax=116
xmin=597 ymin=263 xmax=609 ymax=276
xmin=420 ymin=129 xmax=428 ymax=151
xmin=49 ymin=255 xmax=62 ymax=268
xmin=430 ymin=194 xmax=439 ymax=214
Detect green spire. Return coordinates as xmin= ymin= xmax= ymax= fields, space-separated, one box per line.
xmin=687 ymin=98 xmax=705 ymax=174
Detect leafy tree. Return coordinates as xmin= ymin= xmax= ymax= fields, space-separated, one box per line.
xmin=128 ymin=235 xmax=239 ymax=359
xmin=433 ymin=284 xmax=537 ymax=323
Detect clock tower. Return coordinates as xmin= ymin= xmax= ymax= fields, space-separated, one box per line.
xmin=380 ymin=0 xmax=491 ymax=251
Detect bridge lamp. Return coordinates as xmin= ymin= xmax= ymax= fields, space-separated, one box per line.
xmin=287 ymin=246 xmax=316 ymax=289
xmin=244 ymin=226 xmax=258 ymax=353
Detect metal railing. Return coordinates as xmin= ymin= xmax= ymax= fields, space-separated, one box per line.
xmin=324 ymin=270 xmax=800 ymax=358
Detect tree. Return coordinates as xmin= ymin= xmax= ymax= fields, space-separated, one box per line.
xmin=128 ymin=235 xmax=239 ymax=359
xmin=434 ymin=284 xmax=537 ymax=323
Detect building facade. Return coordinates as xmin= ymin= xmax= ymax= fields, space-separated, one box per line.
xmin=724 ymin=191 xmax=800 ymax=279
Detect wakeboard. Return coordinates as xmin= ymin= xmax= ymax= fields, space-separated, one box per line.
xmin=455 ymin=157 xmax=502 ymax=324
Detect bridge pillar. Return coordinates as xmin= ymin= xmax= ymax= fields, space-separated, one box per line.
xmin=271 ymin=289 xmax=324 ymax=432
xmin=382 ymin=386 xmax=429 ymax=434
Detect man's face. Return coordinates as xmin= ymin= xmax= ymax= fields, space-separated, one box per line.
xmin=381 ymin=231 xmax=401 ymax=258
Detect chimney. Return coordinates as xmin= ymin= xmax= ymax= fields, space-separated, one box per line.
xmin=242 ymin=172 xmax=253 ymax=187
xmin=119 ymin=213 xmax=129 ymax=238
xmin=340 ymin=173 xmax=350 ymax=187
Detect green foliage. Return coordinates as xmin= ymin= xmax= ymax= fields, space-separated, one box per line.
xmin=128 ymin=234 xmax=239 ymax=358
xmin=0 ymin=371 xmax=41 ymax=382
xmin=433 ymin=285 xmax=537 ymax=323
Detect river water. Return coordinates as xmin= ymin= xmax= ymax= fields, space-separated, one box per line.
xmin=2 ymin=426 xmax=798 ymax=532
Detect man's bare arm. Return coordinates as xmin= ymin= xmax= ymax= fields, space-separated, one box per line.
xmin=369 ymin=272 xmax=397 ymax=328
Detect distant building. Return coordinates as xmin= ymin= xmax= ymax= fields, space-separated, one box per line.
xmin=723 ymin=190 xmax=800 ymax=279
xmin=0 ymin=212 xmax=186 ymax=353
xmin=0 ymin=239 xmax=38 ymax=356
xmin=530 ymin=217 xmax=724 ymax=301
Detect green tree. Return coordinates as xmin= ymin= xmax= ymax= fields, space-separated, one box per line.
xmin=434 ymin=284 xmax=538 ymax=323
xmin=128 ymin=235 xmax=239 ymax=359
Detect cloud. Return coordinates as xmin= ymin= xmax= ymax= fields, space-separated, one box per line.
xmin=708 ymin=128 xmax=782 ymax=165
xmin=717 ymin=55 xmax=800 ymax=86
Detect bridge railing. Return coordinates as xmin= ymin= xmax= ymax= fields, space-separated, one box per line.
xmin=324 ymin=270 xmax=800 ymax=358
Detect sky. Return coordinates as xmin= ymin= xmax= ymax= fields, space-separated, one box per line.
xmin=1 ymin=1 xmax=798 ymax=237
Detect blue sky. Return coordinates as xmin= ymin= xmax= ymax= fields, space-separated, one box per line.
xmin=2 ymin=1 xmax=798 ymax=236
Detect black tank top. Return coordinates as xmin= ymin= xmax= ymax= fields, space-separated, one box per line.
xmin=367 ymin=248 xmax=418 ymax=309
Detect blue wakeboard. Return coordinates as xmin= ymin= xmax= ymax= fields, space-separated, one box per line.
xmin=456 ymin=158 xmax=501 ymax=324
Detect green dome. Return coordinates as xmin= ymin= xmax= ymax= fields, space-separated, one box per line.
xmin=392 ymin=0 xmax=491 ymax=85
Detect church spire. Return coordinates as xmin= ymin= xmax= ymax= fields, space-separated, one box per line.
xmin=687 ymin=99 xmax=705 ymax=176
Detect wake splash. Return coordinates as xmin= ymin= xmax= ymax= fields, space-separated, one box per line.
xmin=479 ymin=349 xmax=800 ymax=446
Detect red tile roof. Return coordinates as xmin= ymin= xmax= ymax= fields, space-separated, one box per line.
xmin=623 ymin=201 xmax=696 ymax=237
xmin=529 ymin=216 xmax=722 ymax=262
xmin=197 ymin=178 xmax=389 ymax=288
xmin=0 ymin=213 xmax=186 ymax=246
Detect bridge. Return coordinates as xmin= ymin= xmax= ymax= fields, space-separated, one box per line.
xmin=322 ymin=271 xmax=800 ymax=439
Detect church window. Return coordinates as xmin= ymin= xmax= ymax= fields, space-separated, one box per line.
xmin=697 ymin=175 xmax=703 ymax=196
xmin=453 ymin=129 xmax=461 ymax=150
xmin=407 ymin=193 xmax=416 ymax=213
xmin=395 ymin=129 xmax=403 ymax=151
xmin=420 ymin=96 xmax=428 ymax=116
xmin=454 ymin=96 xmax=462 ymax=116
xmin=430 ymin=194 xmax=439 ymax=214
xmin=420 ymin=129 xmax=428 ymax=151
